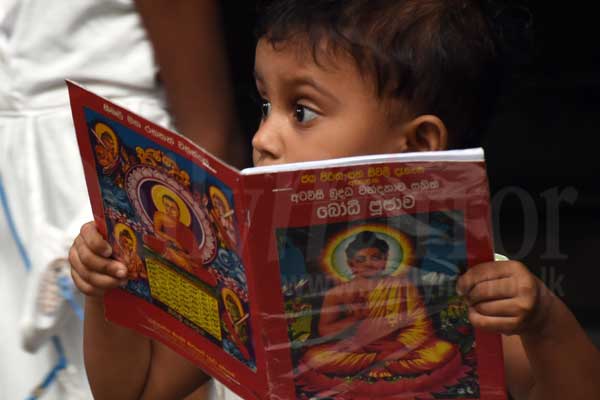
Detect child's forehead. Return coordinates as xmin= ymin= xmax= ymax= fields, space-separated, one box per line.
xmin=255 ymin=36 xmax=360 ymax=77
xmin=254 ymin=36 xmax=385 ymax=104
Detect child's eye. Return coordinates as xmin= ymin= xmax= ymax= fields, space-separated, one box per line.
xmin=294 ymin=104 xmax=319 ymax=123
xmin=260 ymin=100 xmax=272 ymax=119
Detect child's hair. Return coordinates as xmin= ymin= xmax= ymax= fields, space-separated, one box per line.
xmin=345 ymin=231 xmax=389 ymax=260
xmin=256 ymin=0 xmax=506 ymax=148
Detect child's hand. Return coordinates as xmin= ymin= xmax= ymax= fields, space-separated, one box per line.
xmin=69 ymin=221 xmax=129 ymax=297
xmin=456 ymin=260 xmax=552 ymax=335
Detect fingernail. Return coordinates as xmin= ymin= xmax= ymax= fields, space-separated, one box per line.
xmin=102 ymin=247 xmax=112 ymax=258
xmin=116 ymin=268 xmax=127 ymax=278
xmin=456 ymin=287 xmax=463 ymax=296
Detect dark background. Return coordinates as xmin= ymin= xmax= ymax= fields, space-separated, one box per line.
xmin=483 ymin=4 xmax=600 ymax=335
xmin=219 ymin=3 xmax=600 ymax=338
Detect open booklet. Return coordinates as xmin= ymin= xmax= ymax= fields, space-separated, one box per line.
xmin=68 ymin=81 xmax=507 ymax=400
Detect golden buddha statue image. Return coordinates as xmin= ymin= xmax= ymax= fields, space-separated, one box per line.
xmin=93 ymin=122 xmax=119 ymax=172
xmin=112 ymin=223 xmax=146 ymax=280
xmin=221 ymin=288 xmax=251 ymax=360
xmin=208 ymin=185 xmax=237 ymax=250
xmin=144 ymin=184 xmax=217 ymax=286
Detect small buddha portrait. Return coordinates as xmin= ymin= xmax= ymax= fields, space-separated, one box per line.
xmin=144 ymin=184 xmax=217 ymax=286
xmin=221 ymin=288 xmax=251 ymax=360
xmin=298 ymin=228 xmax=461 ymax=395
xmin=208 ymin=185 xmax=237 ymax=249
xmin=113 ymin=223 xmax=146 ymax=280
xmin=93 ymin=122 xmax=119 ymax=172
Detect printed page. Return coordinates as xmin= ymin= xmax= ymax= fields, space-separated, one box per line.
xmin=68 ymin=81 xmax=265 ymax=399
xmin=242 ymin=148 xmax=484 ymax=175
xmin=242 ymin=151 xmax=506 ymax=400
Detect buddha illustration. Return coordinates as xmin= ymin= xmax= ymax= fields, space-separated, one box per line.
xmin=221 ymin=288 xmax=250 ymax=360
xmin=93 ymin=122 xmax=119 ymax=172
xmin=95 ymin=143 xmax=110 ymax=167
xmin=208 ymin=186 xmax=237 ymax=250
xmin=113 ymin=224 xmax=146 ymax=280
xmin=299 ymin=230 xmax=460 ymax=391
xmin=144 ymin=185 xmax=216 ymax=286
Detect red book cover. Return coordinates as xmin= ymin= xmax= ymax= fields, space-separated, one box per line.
xmin=68 ymin=81 xmax=507 ymax=400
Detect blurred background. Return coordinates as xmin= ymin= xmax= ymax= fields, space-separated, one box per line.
xmin=218 ymin=1 xmax=600 ymax=342
xmin=484 ymin=4 xmax=600 ymax=343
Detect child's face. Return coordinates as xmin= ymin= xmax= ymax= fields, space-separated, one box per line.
xmin=252 ymin=38 xmax=405 ymax=167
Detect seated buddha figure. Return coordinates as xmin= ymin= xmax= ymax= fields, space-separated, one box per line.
xmin=94 ymin=143 xmax=110 ymax=168
xmin=209 ymin=186 xmax=237 ymax=250
xmin=94 ymin=124 xmax=119 ymax=172
xmin=113 ymin=227 xmax=146 ymax=280
xmin=301 ymin=231 xmax=459 ymax=382
xmin=146 ymin=192 xmax=216 ymax=286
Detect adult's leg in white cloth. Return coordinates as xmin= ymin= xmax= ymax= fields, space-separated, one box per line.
xmin=0 ymin=110 xmax=92 ymax=400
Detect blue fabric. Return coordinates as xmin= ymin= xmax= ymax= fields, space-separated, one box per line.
xmin=0 ymin=175 xmax=31 ymax=271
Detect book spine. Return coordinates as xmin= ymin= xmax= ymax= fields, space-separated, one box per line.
xmin=240 ymin=173 xmax=297 ymax=399
xmin=235 ymin=174 xmax=270 ymax=399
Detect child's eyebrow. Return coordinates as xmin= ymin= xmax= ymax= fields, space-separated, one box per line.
xmin=253 ymin=70 xmax=340 ymax=106
xmin=285 ymin=76 xmax=339 ymax=105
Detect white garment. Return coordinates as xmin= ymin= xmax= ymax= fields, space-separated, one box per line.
xmin=0 ymin=1 xmax=172 ymax=399
xmin=204 ymin=380 xmax=244 ymax=400
xmin=0 ymin=100 xmax=169 ymax=400
xmin=1 ymin=2 xmax=243 ymax=398
xmin=0 ymin=0 xmax=161 ymax=111
xmin=0 ymin=2 xmax=243 ymax=399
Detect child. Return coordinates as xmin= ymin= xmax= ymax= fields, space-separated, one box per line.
xmin=69 ymin=1 xmax=600 ymax=399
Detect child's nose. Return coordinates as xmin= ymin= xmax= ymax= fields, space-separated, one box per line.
xmin=252 ymin=119 xmax=283 ymax=165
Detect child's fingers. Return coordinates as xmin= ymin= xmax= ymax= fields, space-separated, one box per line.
xmin=472 ymin=298 xmax=527 ymax=318
xmin=69 ymin=241 xmax=127 ymax=289
xmin=80 ymin=221 xmax=112 ymax=257
xmin=468 ymin=308 xmax=520 ymax=334
xmin=73 ymin=235 xmax=126 ymax=278
xmin=105 ymin=261 xmax=129 ymax=278
xmin=71 ymin=267 xmax=104 ymax=297
xmin=456 ymin=261 xmax=514 ymax=296
xmin=71 ymin=265 xmax=126 ymax=297
xmin=466 ymin=277 xmax=518 ymax=305
xmin=72 ymin=236 xmax=107 ymax=272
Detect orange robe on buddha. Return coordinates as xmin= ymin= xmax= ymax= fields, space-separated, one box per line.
xmin=303 ymin=276 xmax=458 ymax=379
xmin=144 ymin=217 xmax=217 ymax=286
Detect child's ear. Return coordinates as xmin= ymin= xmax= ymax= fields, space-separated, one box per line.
xmin=396 ymin=115 xmax=448 ymax=152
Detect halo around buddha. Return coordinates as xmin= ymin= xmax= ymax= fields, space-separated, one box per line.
xmin=321 ymin=224 xmax=414 ymax=282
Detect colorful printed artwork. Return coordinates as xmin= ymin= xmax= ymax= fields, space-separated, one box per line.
xmin=277 ymin=211 xmax=478 ymax=399
xmin=84 ymin=108 xmax=256 ymax=370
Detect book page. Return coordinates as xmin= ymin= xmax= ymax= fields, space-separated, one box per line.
xmin=242 ymin=153 xmax=506 ymax=399
xmin=68 ymin=81 xmax=264 ymax=398
xmin=242 ymin=148 xmax=484 ymax=175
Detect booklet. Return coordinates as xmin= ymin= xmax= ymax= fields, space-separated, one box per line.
xmin=68 ymin=81 xmax=507 ymax=400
